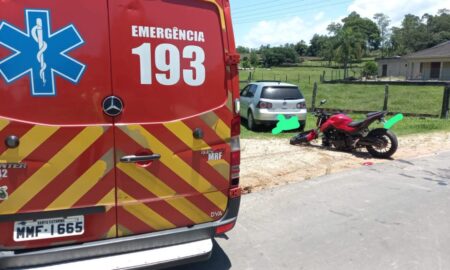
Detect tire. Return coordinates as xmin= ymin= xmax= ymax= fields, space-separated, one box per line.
xmin=247 ymin=111 xmax=258 ymax=131
xmin=366 ymin=129 xmax=398 ymax=159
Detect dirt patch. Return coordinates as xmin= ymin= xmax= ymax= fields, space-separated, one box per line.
xmin=240 ymin=132 xmax=450 ymax=193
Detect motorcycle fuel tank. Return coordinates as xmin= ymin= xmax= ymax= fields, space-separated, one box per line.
xmin=320 ymin=114 xmax=356 ymax=133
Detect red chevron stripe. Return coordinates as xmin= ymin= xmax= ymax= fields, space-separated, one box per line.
xmin=142 ymin=125 xmax=229 ymax=190
xmin=117 ymin=169 xmax=194 ymax=227
xmin=73 ymin=169 xmax=116 ymax=209
xmin=115 ymin=130 xmax=225 ymax=215
xmin=3 ymin=127 xmax=83 ymax=196
xmin=0 ymin=121 xmax=34 ymax=154
xmin=117 ymin=207 xmax=156 ymax=234
xmin=19 ymin=129 xmax=113 ymax=212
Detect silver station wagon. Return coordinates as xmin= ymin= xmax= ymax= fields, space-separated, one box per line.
xmin=240 ymin=81 xmax=307 ymax=131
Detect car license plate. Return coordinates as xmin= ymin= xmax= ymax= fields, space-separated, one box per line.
xmin=14 ymin=216 xmax=84 ymax=242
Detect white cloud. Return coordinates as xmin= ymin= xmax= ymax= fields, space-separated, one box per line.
xmin=314 ymin=12 xmax=325 ymax=21
xmin=241 ymin=16 xmax=332 ymax=48
xmin=348 ymin=0 xmax=450 ymax=26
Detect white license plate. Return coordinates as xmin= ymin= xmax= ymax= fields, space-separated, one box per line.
xmin=14 ymin=216 xmax=84 ymax=242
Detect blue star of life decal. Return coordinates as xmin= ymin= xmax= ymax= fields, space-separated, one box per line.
xmin=0 ymin=10 xmax=86 ymax=96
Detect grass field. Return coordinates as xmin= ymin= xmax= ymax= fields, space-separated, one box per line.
xmin=239 ymin=67 xmax=445 ymax=116
xmin=240 ymin=113 xmax=450 ymax=140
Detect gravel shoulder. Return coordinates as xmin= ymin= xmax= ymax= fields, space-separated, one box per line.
xmin=240 ymin=131 xmax=450 ymax=193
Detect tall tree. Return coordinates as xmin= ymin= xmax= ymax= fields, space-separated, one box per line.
xmin=294 ymin=40 xmax=308 ymax=56
xmin=334 ymin=28 xmax=364 ymax=78
xmin=373 ymin=13 xmax=391 ymax=57
xmin=342 ymin=11 xmax=381 ymax=51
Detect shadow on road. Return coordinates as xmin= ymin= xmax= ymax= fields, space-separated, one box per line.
xmin=168 ymin=239 xmax=231 ymax=270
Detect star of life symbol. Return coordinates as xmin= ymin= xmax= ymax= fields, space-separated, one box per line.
xmin=0 ymin=10 xmax=86 ymax=96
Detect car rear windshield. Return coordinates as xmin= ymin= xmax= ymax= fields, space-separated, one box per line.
xmin=261 ymin=86 xmax=304 ymax=100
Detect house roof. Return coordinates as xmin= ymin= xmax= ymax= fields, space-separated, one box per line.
xmin=404 ymin=41 xmax=450 ymax=59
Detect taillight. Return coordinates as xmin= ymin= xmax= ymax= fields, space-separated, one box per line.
xmin=230 ymin=136 xmax=240 ymax=183
xmin=230 ymin=131 xmax=241 ymax=197
xmin=297 ymin=102 xmax=306 ymax=109
xmin=215 ymin=221 xmax=236 ymax=235
xmin=257 ymin=101 xmax=273 ymax=109
xmin=231 ymin=116 xmax=240 ymax=137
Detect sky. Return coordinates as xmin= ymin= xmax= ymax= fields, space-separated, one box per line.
xmin=230 ymin=0 xmax=450 ymax=48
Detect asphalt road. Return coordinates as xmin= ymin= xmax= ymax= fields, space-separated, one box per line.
xmin=173 ymin=151 xmax=450 ymax=270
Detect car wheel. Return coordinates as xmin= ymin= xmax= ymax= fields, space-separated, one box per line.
xmin=247 ymin=111 xmax=257 ymax=131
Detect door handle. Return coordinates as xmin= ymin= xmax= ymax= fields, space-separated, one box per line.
xmin=120 ymin=154 xmax=161 ymax=163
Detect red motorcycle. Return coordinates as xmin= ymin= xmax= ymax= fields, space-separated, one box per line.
xmin=290 ymin=100 xmax=398 ymax=159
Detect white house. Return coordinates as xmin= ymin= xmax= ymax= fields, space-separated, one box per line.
xmin=377 ymin=40 xmax=450 ymax=81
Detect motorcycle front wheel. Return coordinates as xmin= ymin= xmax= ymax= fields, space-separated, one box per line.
xmin=365 ymin=128 xmax=398 ymax=159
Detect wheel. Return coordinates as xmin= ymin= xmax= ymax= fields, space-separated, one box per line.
xmin=366 ymin=129 xmax=398 ymax=159
xmin=247 ymin=111 xmax=258 ymax=131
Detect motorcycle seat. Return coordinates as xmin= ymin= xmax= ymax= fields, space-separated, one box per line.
xmin=348 ymin=120 xmax=365 ymax=127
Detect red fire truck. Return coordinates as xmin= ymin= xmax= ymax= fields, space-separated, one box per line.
xmin=0 ymin=0 xmax=241 ymax=268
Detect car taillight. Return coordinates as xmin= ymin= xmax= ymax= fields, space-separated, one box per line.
xmin=297 ymin=102 xmax=306 ymax=109
xmin=257 ymin=101 xmax=272 ymax=109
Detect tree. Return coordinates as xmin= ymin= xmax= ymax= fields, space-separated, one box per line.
xmin=259 ymin=45 xmax=299 ymax=67
xmin=342 ymin=11 xmax=381 ymax=51
xmin=249 ymin=51 xmax=259 ymax=67
xmin=237 ymin=46 xmax=250 ymax=54
xmin=362 ymin=61 xmax=378 ymax=77
xmin=391 ymin=14 xmax=428 ymax=55
xmin=307 ymin=34 xmax=328 ymax=56
xmin=373 ymin=13 xmax=391 ymax=57
xmin=334 ymin=28 xmax=364 ymax=78
xmin=294 ymin=40 xmax=308 ymax=56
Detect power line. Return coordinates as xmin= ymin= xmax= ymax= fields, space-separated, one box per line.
xmin=233 ymin=0 xmax=351 ymax=25
xmin=232 ymin=0 xmax=306 ymax=14
xmin=231 ymin=0 xmax=291 ymax=12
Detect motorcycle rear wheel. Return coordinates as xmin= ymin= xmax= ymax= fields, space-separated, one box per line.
xmin=366 ymin=129 xmax=398 ymax=159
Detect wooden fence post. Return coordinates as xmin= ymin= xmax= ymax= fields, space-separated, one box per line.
xmin=322 ymin=71 xmax=326 ymax=82
xmin=309 ymin=75 xmax=311 ymax=84
xmin=441 ymin=84 xmax=450 ymax=119
xmin=383 ymin=84 xmax=389 ymax=111
xmin=286 ymin=74 xmax=288 ymax=82
xmin=312 ymin=82 xmax=318 ymax=111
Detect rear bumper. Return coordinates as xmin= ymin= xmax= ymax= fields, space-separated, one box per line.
xmin=253 ymin=109 xmax=307 ymax=122
xmin=0 ymin=197 xmax=240 ymax=270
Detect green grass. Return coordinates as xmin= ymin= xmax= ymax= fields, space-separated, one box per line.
xmin=240 ymin=114 xmax=450 ymax=140
xmin=239 ymin=67 xmax=445 ymax=116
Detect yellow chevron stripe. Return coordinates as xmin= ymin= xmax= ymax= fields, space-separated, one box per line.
xmin=1 ymin=125 xmax=59 ymax=163
xmin=106 ymin=225 xmax=117 ymax=238
xmin=118 ymin=189 xmax=176 ymax=231
xmin=0 ymin=119 xmax=9 ymax=132
xmin=97 ymin=189 xmax=116 ymax=212
xmin=200 ymin=113 xmax=230 ymax=142
xmin=207 ymin=159 xmax=230 ymax=179
xmin=117 ymin=163 xmax=213 ymax=223
xmin=163 ymin=121 xmax=210 ymax=151
xmin=163 ymin=120 xmax=230 ymax=180
xmin=46 ymin=149 xmax=115 ymax=211
xmin=121 ymin=125 xmax=228 ymax=209
xmin=204 ymin=191 xmax=228 ymax=211
xmin=0 ymin=127 xmax=105 ymax=214
xmin=216 ymin=118 xmax=231 ymax=141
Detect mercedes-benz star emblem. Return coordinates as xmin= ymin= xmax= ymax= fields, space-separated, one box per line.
xmin=103 ymin=96 xmax=124 ymax=117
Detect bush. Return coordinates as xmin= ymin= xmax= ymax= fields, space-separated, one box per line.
xmin=362 ymin=61 xmax=378 ymax=77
